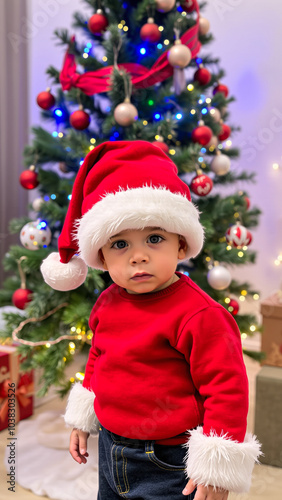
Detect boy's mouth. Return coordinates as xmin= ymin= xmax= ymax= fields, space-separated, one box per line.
xmin=131 ymin=273 xmax=153 ymax=282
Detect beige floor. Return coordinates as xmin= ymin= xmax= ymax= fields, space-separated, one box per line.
xmin=0 ymin=355 xmax=282 ymax=500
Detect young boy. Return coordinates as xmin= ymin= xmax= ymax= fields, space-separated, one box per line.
xmin=41 ymin=141 xmax=261 ymax=500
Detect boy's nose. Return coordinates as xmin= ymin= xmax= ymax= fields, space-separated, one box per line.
xmin=129 ymin=250 xmax=149 ymax=265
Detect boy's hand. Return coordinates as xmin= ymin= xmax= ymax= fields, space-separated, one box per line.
xmin=69 ymin=428 xmax=90 ymax=464
xmin=183 ymin=479 xmax=229 ymax=500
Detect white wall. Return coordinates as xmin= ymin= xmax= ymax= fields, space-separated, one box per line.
xmin=28 ymin=0 xmax=282 ymax=300
xmin=28 ymin=0 xmax=90 ymax=127
xmin=202 ymin=0 xmax=282 ymax=300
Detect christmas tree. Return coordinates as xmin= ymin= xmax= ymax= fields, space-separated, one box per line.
xmin=0 ymin=0 xmax=261 ymax=396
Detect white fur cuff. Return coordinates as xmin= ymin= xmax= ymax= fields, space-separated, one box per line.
xmin=185 ymin=427 xmax=261 ymax=493
xmin=64 ymin=383 xmax=98 ymax=434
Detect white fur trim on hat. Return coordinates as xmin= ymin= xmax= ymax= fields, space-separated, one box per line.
xmin=64 ymin=383 xmax=98 ymax=434
xmin=40 ymin=252 xmax=88 ymax=291
xmin=185 ymin=426 xmax=262 ymax=493
xmin=76 ymin=186 xmax=204 ymax=269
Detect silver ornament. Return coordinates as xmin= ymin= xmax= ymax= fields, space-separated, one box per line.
xmin=207 ymin=265 xmax=232 ymax=290
xmin=114 ymin=101 xmax=138 ymax=127
xmin=211 ymin=153 xmax=231 ymax=176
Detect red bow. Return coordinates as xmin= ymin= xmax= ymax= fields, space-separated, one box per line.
xmin=60 ymin=6 xmax=201 ymax=96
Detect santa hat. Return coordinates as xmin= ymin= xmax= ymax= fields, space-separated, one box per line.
xmin=41 ymin=140 xmax=204 ymax=291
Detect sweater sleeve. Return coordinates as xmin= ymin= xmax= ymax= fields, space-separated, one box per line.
xmin=63 ymin=305 xmax=99 ymax=434
xmin=176 ymin=305 xmax=261 ymax=493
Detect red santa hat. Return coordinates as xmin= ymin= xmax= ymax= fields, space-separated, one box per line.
xmin=41 ymin=140 xmax=204 ymax=291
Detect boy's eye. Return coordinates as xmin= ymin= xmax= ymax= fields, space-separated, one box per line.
xmin=148 ymin=234 xmax=164 ymax=244
xmin=112 ymin=240 xmax=127 ymax=249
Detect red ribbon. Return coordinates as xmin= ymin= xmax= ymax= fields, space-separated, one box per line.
xmin=59 ymin=5 xmax=201 ymax=96
xmin=0 ymin=378 xmax=34 ymax=424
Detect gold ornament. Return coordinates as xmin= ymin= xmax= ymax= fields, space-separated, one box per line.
xmin=59 ymin=162 xmax=69 ymax=173
xmin=207 ymin=135 xmax=219 ymax=149
xmin=168 ymin=40 xmax=191 ymax=68
xmin=209 ymin=107 xmax=221 ymax=123
xmin=155 ymin=0 xmax=176 ymax=13
xmin=199 ymin=16 xmax=210 ymax=35
xmin=114 ymin=99 xmax=138 ymax=126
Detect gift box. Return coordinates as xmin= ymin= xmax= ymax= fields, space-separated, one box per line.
xmin=260 ymin=292 xmax=282 ymax=367
xmin=0 ymin=345 xmax=34 ymax=431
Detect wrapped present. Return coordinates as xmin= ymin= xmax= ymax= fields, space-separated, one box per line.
xmin=0 ymin=345 xmax=34 ymax=431
xmin=260 ymin=291 xmax=282 ymax=367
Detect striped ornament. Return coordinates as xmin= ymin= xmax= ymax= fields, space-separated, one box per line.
xmin=226 ymin=223 xmax=252 ymax=248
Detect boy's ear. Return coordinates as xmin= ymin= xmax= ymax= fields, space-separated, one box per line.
xmin=98 ymin=249 xmax=108 ymax=270
xmin=178 ymin=236 xmax=188 ymax=259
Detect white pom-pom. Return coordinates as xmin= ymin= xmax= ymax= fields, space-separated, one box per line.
xmin=40 ymin=252 xmax=88 ymax=291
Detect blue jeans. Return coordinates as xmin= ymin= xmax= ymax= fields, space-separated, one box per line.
xmin=98 ymin=425 xmax=195 ymax=499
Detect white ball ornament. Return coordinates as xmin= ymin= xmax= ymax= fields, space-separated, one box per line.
xmin=40 ymin=252 xmax=88 ymax=291
xmin=199 ymin=16 xmax=210 ymax=35
xmin=114 ymin=100 xmax=138 ymax=127
xmin=32 ymin=197 xmax=44 ymax=212
xmin=168 ymin=41 xmax=192 ymax=68
xmin=211 ymin=152 xmax=231 ymax=176
xmin=20 ymin=220 xmax=52 ymax=250
xmin=207 ymin=265 xmax=232 ymax=290
xmin=155 ymin=0 xmax=176 ymax=13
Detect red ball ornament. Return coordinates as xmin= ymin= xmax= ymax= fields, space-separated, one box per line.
xmin=12 ymin=288 xmax=33 ymax=310
xmin=246 ymin=230 xmax=252 ymax=245
xmin=194 ymin=67 xmax=211 ymax=86
xmin=88 ymin=12 xmax=108 ymax=35
xmin=191 ymin=172 xmax=213 ymax=197
xmin=152 ymin=140 xmax=169 ymax=153
xmin=192 ymin=124 xmax=213 ymax=146
xmin=19 ymin=168 xmax=39 ymax=190
xmin=213 ymin=84 xmax=229 ymax=98
xmin=227 ymin=299 xmax=239 ymax=316
xmin=218 ymin=123 xmax=231 ymax=141
xmin=140 ymin=19 xmax=161 ymax=43
xmin=36 ymin=89 xmax=55 ymax=110
xmin=70 ymin=109 xmax=91 ymax=130
xmin=244 ymin=196 xmax=250 ymax=209
xmin=180 ymin=0 xmax=197 ymax=13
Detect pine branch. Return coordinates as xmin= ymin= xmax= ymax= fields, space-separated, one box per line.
xmin=9 ymin=217 xmax=32 ymax=234
xmin=72 ymin=12 xmax=90 ymax=33
xmin=243 ymin=349 xmax=266 ymax=362
xmin=53 ymin=29 xmax=72 ymax=47
xmin=212 ymin=171 xmax=256 ymax=185
xmin=45 ymin=65 xmax=60 ymax=84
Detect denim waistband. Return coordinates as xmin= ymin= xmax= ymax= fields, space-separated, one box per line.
xmin=102 ymin=425 xmax=188 ymax=447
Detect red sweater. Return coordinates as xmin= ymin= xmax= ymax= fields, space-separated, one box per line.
xmin=83 ymin=273 xmax=248 ymax=444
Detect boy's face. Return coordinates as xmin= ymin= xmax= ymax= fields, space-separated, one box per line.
xmin=99 ymin=227 xmax=187 ymax=294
